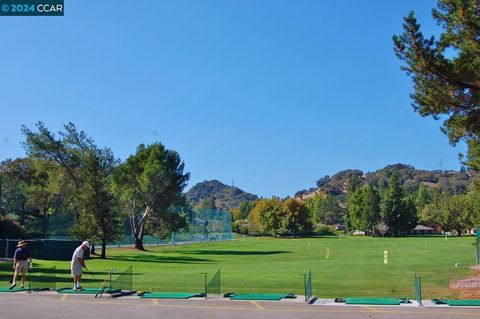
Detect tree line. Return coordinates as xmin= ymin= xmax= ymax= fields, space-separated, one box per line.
xmin=231 ymin=172 xmax=480 ymax=237
xmin=0 ymin=122 xmax=189 ymax=257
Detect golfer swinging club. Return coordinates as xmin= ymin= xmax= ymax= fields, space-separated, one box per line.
xmin=71 ymin=241 xmax=90 ymax=290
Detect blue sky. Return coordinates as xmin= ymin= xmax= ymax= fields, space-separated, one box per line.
xmin=0 ymin=0 xmax=466 ymax=198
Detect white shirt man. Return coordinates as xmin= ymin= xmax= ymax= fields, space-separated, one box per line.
xmin=71 ymin=241 xmax=90 ymax=290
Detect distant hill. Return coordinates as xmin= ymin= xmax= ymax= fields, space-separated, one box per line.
xmin=295 ymin=163 xmax=474 ymax=201
xmin=186 ymin=180 xmax=258 ymax=211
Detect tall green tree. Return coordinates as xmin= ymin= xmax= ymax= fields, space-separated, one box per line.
xmin=441 ymin=194 xmax=472 ymax=235
xmin=419 ymin=201 xmax=444 ymax=226
xmin=70 ymin=148 xmax=122 ymax=258
xmin=401 ymin=194 xmax=419 ymax=232
xmin=307 ymin=194 xmax=345 ymax=225
xmin=238 ymin=201 xmax=255 ymax=220
xmin=249 ymin=198 xmax=283 ymax=237
xmin=393 ymin=0 xmax=480 ymax=170
xmin=0 ymin=158 xmax=68 ymax=237
xmin=305 ymin=193 xmax=323 ymax=224
xmin=347 ymin=184 xmax=381 ymax=235
xmin=0 ymin=158 xmax=37 ymax=225
xmin=363 ymin=184 xmax=382 ymax=234
xmin=281 ymin=198 xmax=312 ymax=238
xmin=467 ymin=186 xmax=480 ymax=227
xmin=415 ymin=183 xmax=432 ymax=211
xmin=22 ymin=122 xmax=122 ymax=257
xmin=345 ymin=176 xmax=362 ymax=231
xmin=24 ymin=159 xmax=66 ymax=238
xmin=347 ymin=187 xmax=365 ymax=231
xmin=322 ymin=194 xmax=345 ymax=225
xmin=112 ymin=143 xmax=189 ymax=250
xmin=383 ymin=174 xmax=417 ymax=235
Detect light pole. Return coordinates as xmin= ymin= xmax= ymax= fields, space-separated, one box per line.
xmin=0 ymin=174 xmax=3 ymax=210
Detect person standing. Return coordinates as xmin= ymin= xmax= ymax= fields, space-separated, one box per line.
xmin=71 ymin=241 xmax=90 ymax=290
xmin=10 ymin=240 xmax=32 ymax=290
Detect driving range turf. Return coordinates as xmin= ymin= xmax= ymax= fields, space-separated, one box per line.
xmin=0 ymin=236 xmax=476 ymax=298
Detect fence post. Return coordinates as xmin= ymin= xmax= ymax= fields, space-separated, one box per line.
xmin=5 ymin=239 xmax=9 ymax=258
xmin=303 ymin=273 xmax=307 ymax=302
xmin=476 ymin=228 xmax=480 ymax=266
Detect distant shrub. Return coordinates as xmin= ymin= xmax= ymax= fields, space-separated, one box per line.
xmin=314 ymin=224 xmax=337 ymax=236
xmin=233 ymin=220 xmax=250 ymax=235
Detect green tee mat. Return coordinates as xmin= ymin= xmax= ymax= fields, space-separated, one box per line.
xmin=227 ymin=293 xmax=295 ymax=301
xmin=344 ymin=298 xmax=409 ymax=305
xmin=139 ymin=292 xmax=204 ymax=299
xmin=432 ymin=299 xmax=480 ymax=306
xmin=0 ymin=287 xmax=31 ymax=292
xmin=57 ymin=287 xmax=120 ymax=294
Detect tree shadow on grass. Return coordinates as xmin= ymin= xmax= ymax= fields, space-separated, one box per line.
xmin=106 ymin=254 xmax=211 ymax=264
xmin=177 ymin=250 xmax=290 ymax=256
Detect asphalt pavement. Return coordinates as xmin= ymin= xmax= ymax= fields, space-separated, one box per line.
xmin=0 ymin=292 xmax=479 ymax=319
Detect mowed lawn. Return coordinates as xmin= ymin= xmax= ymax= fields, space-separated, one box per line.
xmin=0 ymin=236 xmax=476 ymax=298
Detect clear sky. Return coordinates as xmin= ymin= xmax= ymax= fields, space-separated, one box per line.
xmin=0 ymin=0 xmax=466 ymax=198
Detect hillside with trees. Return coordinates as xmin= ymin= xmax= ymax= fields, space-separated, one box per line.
xmin=234 ymin=164 xmax=478 ymax=238
xmin=185 ymin=180 xmax=258 ymax=211
xmin=295 ymin=164 xmax=473 ymax=201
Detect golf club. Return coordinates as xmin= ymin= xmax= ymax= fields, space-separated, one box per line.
xmin=84 ymin=267 xmax=103 ymax=289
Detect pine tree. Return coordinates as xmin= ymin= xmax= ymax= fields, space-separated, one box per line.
xmin=393 ymin=0 xmax=480 ymax=170
xmin=363 ymin=184 xmax=381 ymax=235
xmin=383 ymin=174 xmax=406 ymax=235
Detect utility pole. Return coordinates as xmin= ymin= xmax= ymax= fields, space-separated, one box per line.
xmin=0 ymin=174 xmax=3 ymax=209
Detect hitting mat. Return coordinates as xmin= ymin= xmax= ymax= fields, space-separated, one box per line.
xmin=228 ymin=293 xmax=292 ymax=301
xmin=140 ymin=292 xmax=204 ymax=299
xmin=433 ymin=299 xmax=480 ymax=306
xmin=0 ymin=287 xmax=30 ymax=293
xmin=57 ymin=287 xmax=120 ymax=294
xmin=344 ymin=298 xmax=404 ymax=305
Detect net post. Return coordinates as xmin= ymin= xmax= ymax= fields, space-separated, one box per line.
xmin=201 ymin=273 xmax=208 ymax=298
xmin=303 ymin=273 xmax=307 ymax=302
xmin=28 ymin=266 xmax=31 ymax=292
xmin=415 ymin=273 xmax=422 ymax=306
xmin=52 ymin=266 xmax=57 ymax=291
xmin=476 ymin=228 xmax=480 ymax=266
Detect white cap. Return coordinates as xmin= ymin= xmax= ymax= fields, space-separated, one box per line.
xmin=82 ymin=241 xmax=90 ymax=248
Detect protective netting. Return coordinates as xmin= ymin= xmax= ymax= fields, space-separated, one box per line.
xmin=207 ymin=269 xmax=221 ymax=296
xmin=171 ymin=208 xmax=233 ymax=243
xmin=111 ymin=266 xmax=132 ymax=292
xmin=110 ymin=208 xmax=233 ymax=247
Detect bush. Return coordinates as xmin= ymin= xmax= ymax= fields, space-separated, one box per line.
xmin=233 ymin=220 xmax=250 ymax=235
xmin=314 ymin=224 xmax=337 ymax=236
xmin=0 ymin=216 xmax=27 ymax=238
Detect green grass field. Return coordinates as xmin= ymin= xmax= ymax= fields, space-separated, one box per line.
xmin=1 ymin=236 xmax=477 ymax=298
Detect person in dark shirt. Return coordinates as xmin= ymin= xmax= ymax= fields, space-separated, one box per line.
xmin=10 ymin=240 xmax=32 ymax=290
